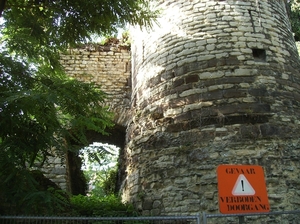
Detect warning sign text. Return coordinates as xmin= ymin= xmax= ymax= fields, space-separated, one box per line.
xmin=217 ymin=165 xmax=270 ymax=214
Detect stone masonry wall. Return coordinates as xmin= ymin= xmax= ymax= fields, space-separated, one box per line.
xmin=124 ymin=0 xmax=300 ymax=220
xmin=60 ymin=45 xmax=131 ymax=126
xmin=40 ymin=154 xmax=67 ymax=190
xmin=42 ymin=45 xmax=131 ymax=190
xmin=39 ymin=1 xmax=300 ymax=220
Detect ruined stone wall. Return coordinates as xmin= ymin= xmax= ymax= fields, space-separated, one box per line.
xmin=39 ymin=154 xmax=67 ymax=190
xmin=60 ymin=45 xmax=132 ymax=126
xmin=124 ymin=0 xmax=300 ymax=218
xmin=42 ymin=45 xmax=131 ymax=190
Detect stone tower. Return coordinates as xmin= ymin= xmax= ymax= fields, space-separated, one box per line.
xmin=122 ymin=0 xmax=300 ymax=216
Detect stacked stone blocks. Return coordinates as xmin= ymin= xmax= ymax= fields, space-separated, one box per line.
xmin=60 ymin=45 xmax=131 ymax=126
xmin=44 ymin=45 xmax=131 ymax=190
xmin=125 ymin=0 xmax=300 ymax=219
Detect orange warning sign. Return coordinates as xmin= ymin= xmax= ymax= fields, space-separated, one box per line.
xmin=217 ymin=165 xmax=270 ymax=214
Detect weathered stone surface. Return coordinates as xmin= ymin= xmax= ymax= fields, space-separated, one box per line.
xmin=125 ymin=0 xmax=300 ymax=221
xmin=60 ymin=45 xmax=131 ymax=126
xmin=48 ymin=0 xmax=300 ymax=222
xmin=42 ymin=45 xmax=131 ymax=191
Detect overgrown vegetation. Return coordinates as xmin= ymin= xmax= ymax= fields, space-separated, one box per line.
xmin=0 ymin=170 xmax=71 ymax=215
xmin=290 ymin=0 xmax=300 ymax=41
xmin=1 ymin=0 xmax=300 ymax=217
xmin=0 ymin=0 xmax=157 ymax=216
xmin=70 ymin=194 xmax=138 ymax=217
xmin=80 ymin=143 xmax=119 ymax=197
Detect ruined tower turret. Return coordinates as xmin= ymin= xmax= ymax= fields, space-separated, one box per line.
xmin=122 ymin=0 xmax=300 ymax=216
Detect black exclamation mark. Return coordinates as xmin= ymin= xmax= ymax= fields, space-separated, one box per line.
xmin=241 ymin=180 xmax=244 ymax=191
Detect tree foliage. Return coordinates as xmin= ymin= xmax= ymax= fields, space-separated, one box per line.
xmin=80 ymin=143 xmax=119 ymax=197
xmin=1 ymin=0 xmax=157 ymax=67
xmin=289 ymin=0 xmax=300 ymax=41
xmin=0 ymin=0 xmax=157 ymax=215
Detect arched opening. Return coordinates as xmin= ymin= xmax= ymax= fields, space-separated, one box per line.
xmin=66 ymin=124 xmax=126 ymax=195
xmin=80 ymin=142 xmax=119 ymax=196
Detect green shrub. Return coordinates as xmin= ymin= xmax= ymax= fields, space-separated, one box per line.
xmin=0 ymin=169 xmax=72 ymax=215
xmin=91 ymin=167 xmax=118 ymax=197
xmin=70 ymin=194 xmax=139 ymax=217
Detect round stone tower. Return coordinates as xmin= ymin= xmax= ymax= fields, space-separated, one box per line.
xmin=122 ymin=0 xmax=300 ymax=216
